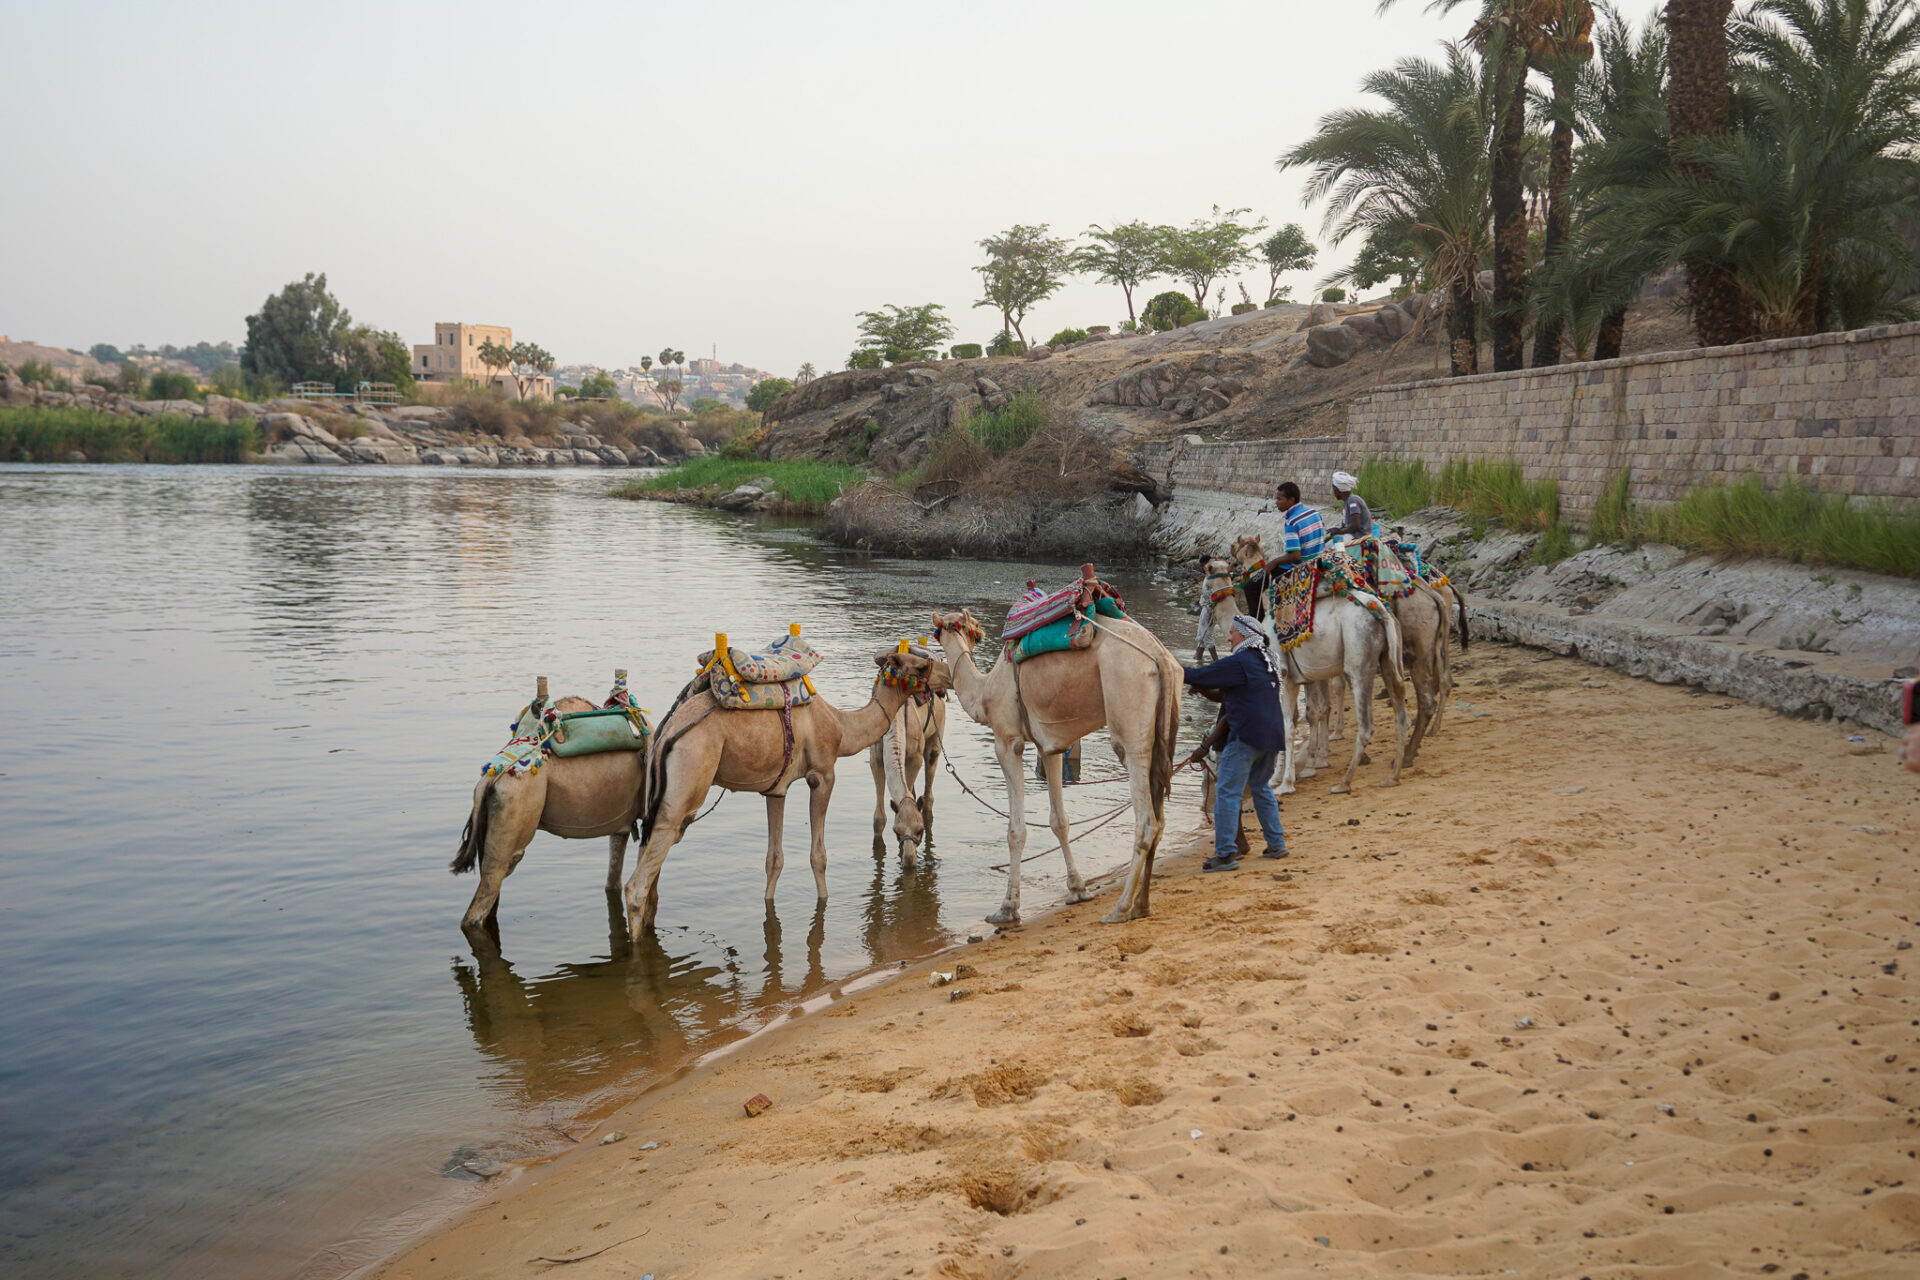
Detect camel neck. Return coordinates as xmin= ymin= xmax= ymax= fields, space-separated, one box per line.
xmin=937 ymin=638 xmax=1004 ymax=725
xmin=831 ymin=682 xmax=912 ymax=756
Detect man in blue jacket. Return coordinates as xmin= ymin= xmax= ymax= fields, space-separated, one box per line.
xmin=1181 ymin=614 xmax=1289 ymax=872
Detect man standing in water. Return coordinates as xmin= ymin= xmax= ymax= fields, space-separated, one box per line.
xmin=1181 ymin=614 xmax=1288 ymax=872
xmin=1331 ymin=470 xmax=1374 ymax=540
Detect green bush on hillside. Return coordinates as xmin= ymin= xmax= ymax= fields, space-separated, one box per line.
xmin=985 ymin=331 xmax=1026 ymax=357
xmin=1321 ymin=287 xmax=1347 ymax=303
xmin=1046 ymin=328 xmax=1089 ymax=348
xmin=1142 ymin=291 xmax=1206 ymax=332
xmin=1230 ymin=302 xmax=1258 ymax=315
xmin=950 ymin=343 xmax=984 ymax=360
xmin=965 ymin=389 xmax=1049 ymax=457
xmin=146 ymin=370 xmax=199 ymax=401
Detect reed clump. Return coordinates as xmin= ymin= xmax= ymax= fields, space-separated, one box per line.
xmin=0 ymin=407 xmax=255 ymax=463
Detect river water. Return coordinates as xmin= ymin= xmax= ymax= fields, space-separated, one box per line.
xmin=0 ymin=464 xmax=1206 ymax=1280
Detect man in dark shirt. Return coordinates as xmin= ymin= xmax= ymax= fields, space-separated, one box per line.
xmin=1331 ymin=470 xmax=1373 ymax=540
xmin=1181 ymin=614 xmax=1289 ymax=872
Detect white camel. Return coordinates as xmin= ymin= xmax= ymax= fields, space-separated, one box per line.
xmin=869 ymin=683 xmax=947 ymax=864
xmin=931 ymin=596 xmax=1182 ymax=925
xmin=1194 ymin=557 xmax=1240 ymax=663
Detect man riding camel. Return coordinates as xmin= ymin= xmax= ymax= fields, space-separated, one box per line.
xmin=1330 ymin=470 xmax=1374 ymax=541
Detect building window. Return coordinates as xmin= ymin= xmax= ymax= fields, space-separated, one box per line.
xmin=468 ymin=334 xmax=474 ymax=345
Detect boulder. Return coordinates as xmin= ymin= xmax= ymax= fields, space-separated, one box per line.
xmin=1022 ymin=344 xmax=1053 ymax=361
xmin=974 ymin=376 xmax=1008 ymax=410
xmin=1372 ymin=305 xmax=1414 ymax=341
xmin=571 ymin=448 xmax=601 ymax=466
xmin=260 ymin=440 xmax=346 ymax=465
xmin=593 ymin=446 xmax=628 ymax=467
xmin=0 ymin=371 xmax=31 ymax=405
xmin=1340 ymin=311 xmax=1384 ymax=340
xmin=902 ymin=368 xmax=937 ymax=388
xmin=1306 ymin=324 xmax=1365 ymax=368
xmin=1297 ymin=303 xmax=1339 ymax=332
xmin=63 ymin=450 xmax=87 ymax=463
xmin=685 ymin=438 xmax=709 ymax=456
xmin=1192 ymin=387 xmax=1231 ymax=418
xmin=715 ymin=484 xmax=765 ymax=512
xmin=392 ymin=405 xmax=449 ymax=422
xmin=1088 ymin=360 xmax=1185 ymax=409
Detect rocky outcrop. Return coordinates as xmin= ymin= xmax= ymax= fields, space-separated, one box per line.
xmin=1306 ymin=324 xmax=1365 ymax=368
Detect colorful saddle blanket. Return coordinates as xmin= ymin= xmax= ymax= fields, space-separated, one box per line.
xmin=482 ymin=675 xmax=653 ymax=779
xmin=1266 ymin=562 xmax=1319 ymax=653
xmin=1003 ymin=578 xmax=1127 ymax=642
xmin=706 ymin=672 xmax=813 ymax=710
xmin=1390 ymin=540 xmax=1450 ymax=589
xmin=1347 ymin=535 xmax=1418 ymax=601
xmin=691 ymin=632 xmax=823 ymax=711
xmin=694 ymin=633 xmax=822 ymax=683
xmin=1007 ymin=597 xmax=1127 ymax=663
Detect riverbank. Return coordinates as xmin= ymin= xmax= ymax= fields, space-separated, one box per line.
xmin=373 ymin=641 xmax=1915 ymax=1280
xmin=613 ymin=457 xmax=868 ymax=515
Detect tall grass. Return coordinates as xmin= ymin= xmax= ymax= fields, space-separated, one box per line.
xmin=1356 ymin=458 xmax=1432 ymax=518
xmin=616 ymin=457 xmax=867 ymax=511
xmin=1643 ymin=475 xmax=1920 ymax=578
xmin=0 ymin=407 xmax=255 ymax=463
xmin=1434 ymin=458 xmax=1560 ymax=535
xmin=965 ymin=389 xmax=1049 ymax=457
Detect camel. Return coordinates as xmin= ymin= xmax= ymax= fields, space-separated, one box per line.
xmin=452 ymin=691 xmax=648 ymax=933
xmin=869 ymin=684 xmax=947 ymax=864
xmin=623 ymin=647 xmax=953 ymax=939
xmin=1228 ymin=535 xmax=1409 ymax=795
xmin=930 ymin=600 xmax=1182 ymax=925
xmin=1194 ymin=557 xmax=1240 ymax=663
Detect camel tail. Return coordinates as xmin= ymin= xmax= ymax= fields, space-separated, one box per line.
xmin=1148 ymin=656 xmax=1179 ymax=827
xmin=452 ymin=777 xmax=493 ymax=875
xmin=1454 ymin=585 xmax=1471 ymax=650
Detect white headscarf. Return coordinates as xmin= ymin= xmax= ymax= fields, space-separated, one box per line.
xmin=1230 ymin=614 xmax=1284 ymax=685
xmin=1332 ymin=470 xmax=1358 ymax=491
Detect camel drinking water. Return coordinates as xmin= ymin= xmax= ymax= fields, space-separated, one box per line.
xmin=624 ymin=645 xmax=952 ymax=939
xmin=451 ymin=678 xmax=649 ymax=934
xmin=931 ymin=581 xmax=1182 ymax=926
xmin=868 ymin=668 xmax=946 ymax=865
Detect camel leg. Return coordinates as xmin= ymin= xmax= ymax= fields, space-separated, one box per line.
xmin=1380 ymin=642 xmax=1409 ymax=789
xmin=624 ymin=767 xmax=709 ymax=938
xmin=1332 ymin=661 xmax=1372 ymax=795
xmin=988 ymin=736 xmax=1027 ymax=925
xmin=869 ymin=745 xmax=887 ymax=835
xmin=461 ymin=793 xmax=540 ymax=932
xmin=807 ymin=770 xmax=834 ymax=902
xmin=1044 ymin=752 xmax=1094 ymax=904
xmin=1277 ymin=675 xmax=1302 ymax=797
xmin=1104 ymin=738 xmax=1164 ymax=926
xmin=605 ymin=831 xmax=629 ymax=894
xmin=763 ymin=792 xmax=787 ymax=901
xmin=919 ymin=735 xmax=938 ymax=830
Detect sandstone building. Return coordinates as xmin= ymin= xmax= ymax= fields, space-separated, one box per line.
xmin=412 ymin=322 xmax=553 ymax=400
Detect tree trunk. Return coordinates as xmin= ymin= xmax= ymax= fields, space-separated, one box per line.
xmin=1448 ymin=277 xmax=1480 ymax=377
xmin=1490 ymin=42 xmax=1531 ymax=372
xmin=1531 ymin=66 xmax=1579 ymax=368
xmin=1595 ymin=305 xmax=1628 ymax=360
xmin=1665 ymin=0 xmax=1754 ymax=346
xmin=1122 ymin=285 xmax=1137 ymax=325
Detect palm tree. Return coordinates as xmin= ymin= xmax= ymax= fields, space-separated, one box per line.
xmin=1528 ymin=3 xmax=1669 ymax=359
xmin=1279 ymin=43 xmax=1495 ymax=375
xmin=1664 ymin=0 xmax=1753 ymax=343
xmin=796 ymin=362 xmax=816 ymax=384
xmin=1589 ymin=0 xmax=1920 ymax=338
xmin=1528 ymin=1 xmax=1598 ymax=366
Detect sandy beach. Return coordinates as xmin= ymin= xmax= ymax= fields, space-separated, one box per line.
xmin=373 ymin=642 xmax=1918 ymax=1280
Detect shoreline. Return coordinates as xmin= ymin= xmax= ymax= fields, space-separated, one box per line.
xmin=369 ymin=641 xmax=1917 ymax=1280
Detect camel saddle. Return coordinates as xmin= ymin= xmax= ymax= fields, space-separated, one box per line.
xmin=1339 ymin=534 xmax=1419 ymax=601
xmin=1002 ymin=566 xmax=1127 ymax=642
xmin=692 ymin=632 xmax=823 ymax=711
xmin=1006 ymin=585 xmax=1128 ymax=664
xmin=482 ymin=672 xmax=653 ymax=777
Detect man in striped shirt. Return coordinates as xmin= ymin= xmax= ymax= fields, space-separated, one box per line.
xmin=1272 ymin=481 xmax=1326 ymax=567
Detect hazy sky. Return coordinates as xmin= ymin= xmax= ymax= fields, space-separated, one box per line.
xmin=3 ymin=1 xmax=1466 ymax=376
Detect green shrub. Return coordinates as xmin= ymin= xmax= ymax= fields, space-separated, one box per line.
xmin=985 ymin=331 xmax=1026 ymax=357
xmin=1266 ymin=288 xmax=1293 ymax=307
xmin=1046 ymin=328 xmax=1089 ymax=348
xmin=1321 ymin=287 xmax=1347 ymax=303
xmin=1087 ymin=325 xmax=1111 ymax=336
xmin=1531 ymin=522 xmax=1578 ymax=565
xmin=965 ymin=389 xmax=1049 ymax=457
xmin=1644 ymin=476 xmax=1920 ymax=577
xmin=950 ymin=343 xmax=984 ymax=359
xmin=719 ymin=427 xmax=767 ymax=459
xmin=0 ymin=406 xmax=254 ymax=463
xmin=1356 ymin=458 xmax=1433 ymax=518
xmin=1432 ymin=458 xmax=1558 ymax=535
xmin=1142 ymin=291 xmax=1205 ymax=332
xmin=848 ymin=349 xmax=884 ymax=370
xmin=1230 ymin=302 xmax=1258 ymax=315
xmin=146 ymin=370 xmax=199 ymax=401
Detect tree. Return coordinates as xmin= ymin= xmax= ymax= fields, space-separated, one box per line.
xmin=241 ymin=272 xmax=354 ymax=387
xmin=88 ymin=343 xmax=123 ymax=364
xmin=972 ymin=224 xmax=1071 ymax=345
xmin=658 ymin=348 xmax=684 ymax=381
xmin=1529 ymin=1 xmax=1598 ymax=366
xmin=639 ymin=355 xmax=653 ymax=374
xmin=654 ymin=377 xmax=685 ymax=412
xmin=1335 ymin=226 xmax=1425 ymax=293
xmin=342 ymin=327 xmax=416 ymax=392
xmin=478 ymin=338 xmax=513 ymax=389
xmin=1665 ymin=0 xmax=1753 ymax=344
xmin=688 ymin=396 xmax=723 ymax=414
xmin=1279 ymin=43 xmax=1496 ymax=375
xmin=745 ymin=377 xmax=793 ymax=413
xmin=1257 ymin=224 xmax=1319 ymax=301
xmin=577 ymin=371 xmax=618 ymax=398
xmin=1069 ymin=220 xmax=1164 ymax=324
xmin=1158 ymin=206 xmax=1267 ymax=308
xmin=853 ymin=303 xmax=955 ymax=364
xmin=1141 ymin=290 xmax=1207 ymax=332
xmin=795 ymin=362 xmax=816 ymax=384
xmin=510 ymin=341 xmax=553 ymax=400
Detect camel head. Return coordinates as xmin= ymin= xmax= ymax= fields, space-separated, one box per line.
xmin=874 ymin=649 xmax=954 ymax=697
xmin=929 ymin=609 xmax=985 ymax=651
xmin=1203 ymin=556 xmax=1233 ymax=582
xmin=1229 ymin=533 xmax=1264 ymax=569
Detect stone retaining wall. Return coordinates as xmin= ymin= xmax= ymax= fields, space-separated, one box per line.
xmin=1142 ymin=321 xmax=1920 ymax=526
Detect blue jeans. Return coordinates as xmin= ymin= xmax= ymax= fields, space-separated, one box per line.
xmin=1214 ymin=738 xmax=1285 ymax=860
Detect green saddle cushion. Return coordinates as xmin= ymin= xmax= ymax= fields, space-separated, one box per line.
xmin=548 ymin=707 xmax=651 ymax=757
